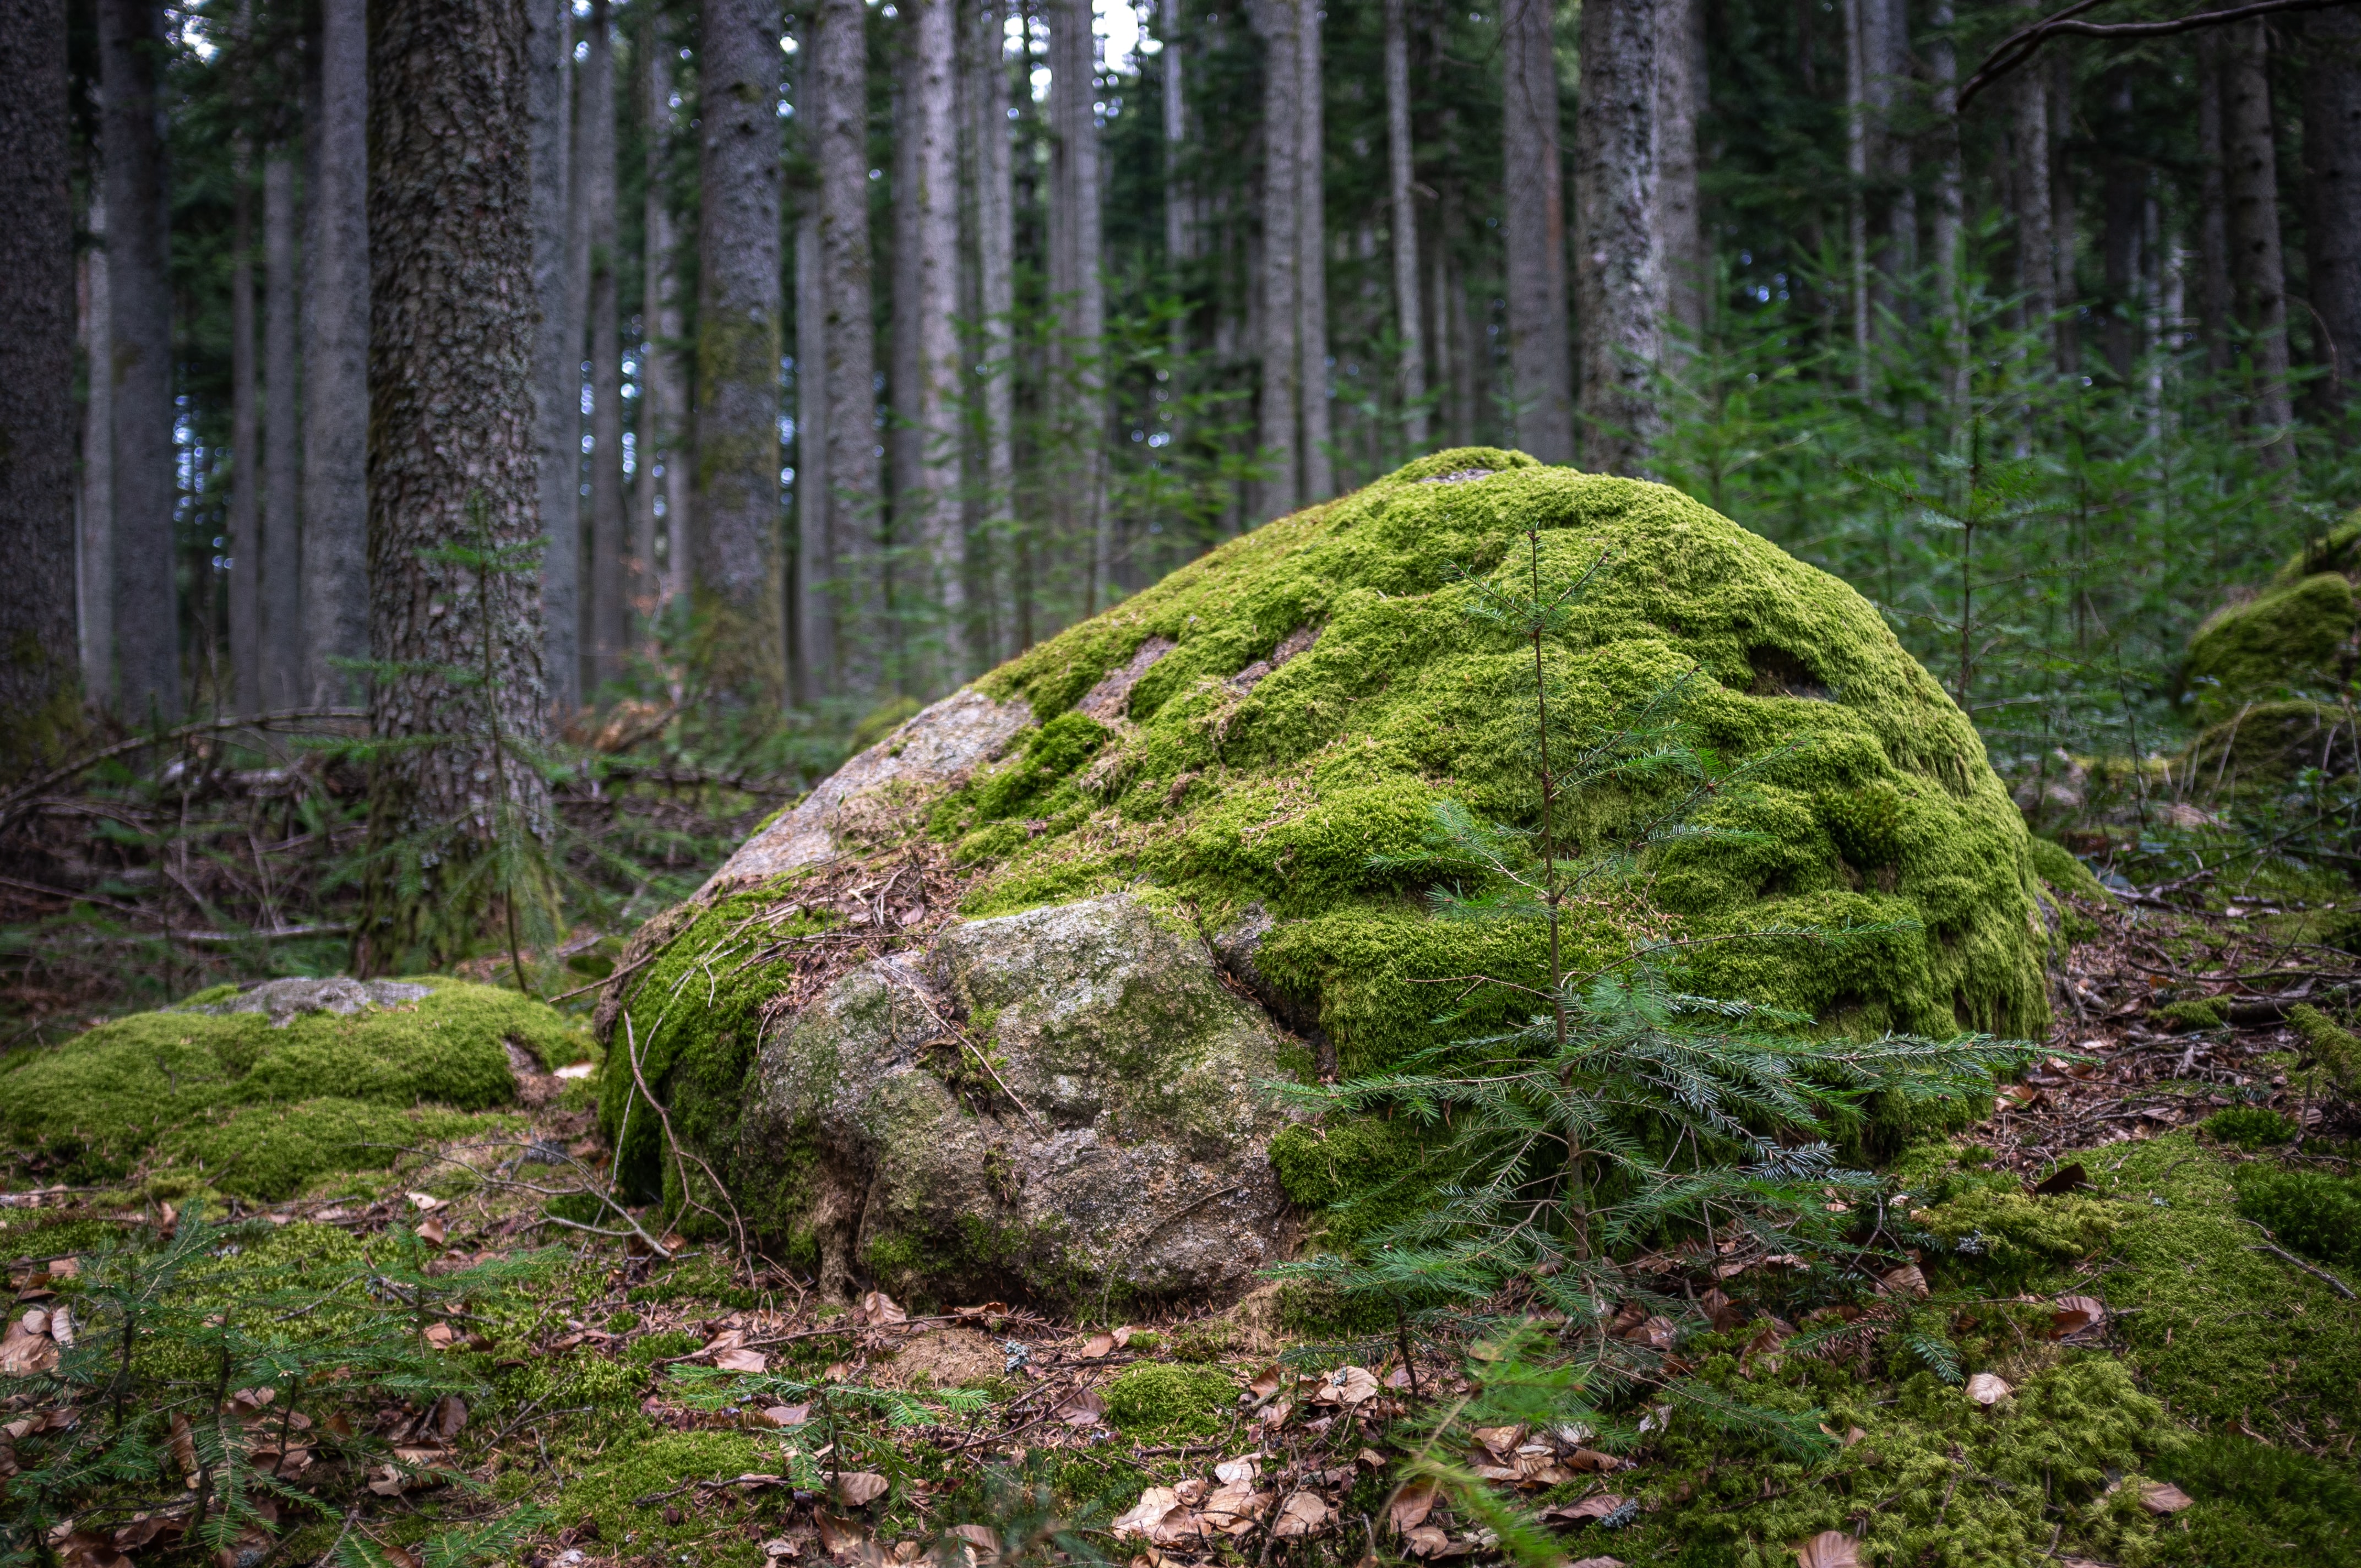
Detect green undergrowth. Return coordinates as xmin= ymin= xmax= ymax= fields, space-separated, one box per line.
xmin=0 ymin=977 xmax=578 ymax=1197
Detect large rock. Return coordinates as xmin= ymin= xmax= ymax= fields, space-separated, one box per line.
xmin=600 ymin=448 xmax=2051 ymax=1306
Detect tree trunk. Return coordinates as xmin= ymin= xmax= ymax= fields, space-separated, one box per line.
xmin=905 ymin=0 xmax=965 ymax=684
xmin=360 ymin=0 xmax=550 ymax=972
xmin=1574 ymin=0 xmax=1662 ymax=473
xmin=2304 ymin=5 xmax=2361 ymax=417
xmin=1162 ymin=0 xmax=1189 ymax=465
xmin=640 ymin=18 xmax=686 ymax=630
xmin=80 ymin=188 xmax=113 ymax=704
xmin=1929 ymin=0 xmax=1966 ymax=417
xmin=793 ymin=209 xmax=831 ymax=705
xmin=814 ymin=0 xmax=879 ymax=700
xmin=1505 ymin=0 xmax=1574 ymax=464
xmin=229 ymin=150 xmax=261 ymax=718
xmin=2049 ymin=54 xmax=2079 ymax=372
xmin=262 ymin=151 xmax=304 ymax=711
xmin=529 ymin=0 xmax=578 ymax=718
xmin=99 ymin=0 xmax=177 ymax=722
xmin=2009 ymin=4 xmax=2055 ymax=358
xmin=584 ymin=0 xmax=627 ymax=695
xmin=1296 ymin=0 xmax=1332 ymax=500
xmin=2196 ymin=34 xmax=2233 ymax=374
xmin=1872 ymin=0 xmax=1913 ymax=309
xmin=1250 ymin=0 xmax=1299 ymax=516
xmin=971 ymin=0 xmax=1016 ymax=655
xmin=0 ymin=0 xmax=78 ymax=763
xmin=1844 ymin=0 xmax=1870 ymax=384
xmin=1658 ymin=0 xmax=1705 ymax=347
xmin=302 ymin=0 xmax=368 ymax=709
xmin=1440 ymin=183 xmax=1476 ymax=447
xmin=1384 ymin=0 xmax=1428 ymax=452
xmin=2099 ymin=70 xmax=2144 ymax=384
xmin=1048 ymin=0 xmax=1109 ymax=601
xmin=695 ymin=0 xmax=786 ymax=705
xmin=2224 ymin=15 xmax=2294 ymax=462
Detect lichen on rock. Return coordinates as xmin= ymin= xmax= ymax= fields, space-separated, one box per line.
xmin=600 ymin=448 xmax=2053 ymax=1305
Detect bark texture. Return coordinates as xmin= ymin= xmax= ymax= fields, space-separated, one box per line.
xmin=642 ymin=23 xmax=687 ymax=624
xmin=1384 ymin=0 xmax=1428 ymax=451
xmin=2305 ymin=6 xmax=2361 ymax=414
xmin=1929 ymin=0 xmax=1966 ymax=413
xmin=263 ymin=152 xmax=303 ymax=711
xmin=2197 ymin=32 xmax=2233 ymax=374
xmin=904 ymin=0 xmax=966 ymax=685
xmin=303 ymin=0 xmax=369 ymax=707
xmin=695 ymin=0 xmax=786 ymax=703
xmin=79 ymin=193 xmax=111 ymax=700
xmin=229 ymin=155 xmax=260 ymax=717
xmin=2009 ymin=4 xmax=2055 ymax=351
xmin=970 ymin=0 xmax=1016 ymax=657
xmin=1047 ymin=0 xmax=1109 ymax=602
xmin=1658 ymin=0 xmax=1705 ymax=345
xmin=584 ymin=0 xmax=628 ymax=693
xmin=528 ymin=0 xmax=578 ymax=716
xmin=2224 ymin=16 xmax=2294 ymax=461
xmin=1250 ymin=0 xmax=1299 ymax=516
xmin=1574 ymin=0 xmax=1664 ymax=473
xmin=361 ymin=0 xmax=551 ymax=970
xmin=100 ymin=0 xmax=179 ymax=720
xmin=814 ymin=0 xmax=879 ymax=700
xmin=1505 ymin=0 xmax=1574 ymax=464
xmin=0 ymin=0 xmax=79 ymax=763
xmin=1294 ymin=0 xmax=1331 ymax=501
xmin=794 ymin=210 xmax=831 ymax=705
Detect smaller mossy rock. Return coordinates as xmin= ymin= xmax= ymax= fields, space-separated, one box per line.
xmin=2152 ymin=997 xmax=2230 ymax=1032
xmin=2182 ymin=573 xmax=2357 ymax=714
xmin=1 ymin=976 xmax=573 ymax=1191
xmin=2185 ymin=698 xmax=2355 ymax=785
xmin=2268 ymin=513 xmax=2361 ymax=587
xmin=2234 ymin=1164 xmax=2361 ymax=1267
xmin=2202 ymin=1105 xmax=2295 ymax=1148
xmin=1102 ymin=1361 xmax=1236 ymax=1440
xmin=2028 ymin=837 xmax=2109 ymax=902
xmin=2286 ymin=1003 xmax=2361 ymax=1090
xmin=718 ymin=893 xmax=1307 ymax=1309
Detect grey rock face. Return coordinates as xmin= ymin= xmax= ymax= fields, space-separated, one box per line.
xmin=700 ymin=688 xmax=1033 ymax=895
xmin=180 ymin=977 xmax=434 ymax=1028
xmin=736 ymin=892 xmax=1305 ymax=1308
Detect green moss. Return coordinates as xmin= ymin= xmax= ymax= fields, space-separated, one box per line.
xmin=1101 ymin=1362 xmax=1236 ymax=1441
xmin=2286 ymin=1003 xmax=2361 ymax=1089
xmin=2270 ymin=512 xmax=2361 ymax=587
xmin=1913 ymin=1186 xmax=2121 ymax=1291
xmin=1268 ymin=1116 xmax=1432 ymax=1247
xmin=2152 ymin=997 xmax=2229 ymax=1031
xmin=1 ymin=978 xmax=575 ymax=1188
xmin=2234 ymin=1164 xmax=2361 ymax=1267
xmin=2152 ymin=1434 xmax=2361 ymax=1567
xmin=2028 ymin=836 xmax=2110 ymax=902
xmin=2185 ymin=699 xmax=2355 ymax=783
xmin=2183 ymin=573 xmax=2358 ymax=712
xmin=163 ymin=1098 xmax=514 ymax=1201
xmin=2202 ymin=1105 xmax=2295 ymax=1147
xmin=559 ymin=1429 xmax=765 ymax=1561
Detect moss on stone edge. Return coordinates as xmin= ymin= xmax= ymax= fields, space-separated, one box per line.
xmin=2182 ymin=573 xmax=2358 ymax=714
xmin=2028 ymin=836 xmax=2109 ymax=903
xmin=943 ymin=449 xmax=2046 ymax=1064
xmin=0 ymin=977 xmax=574 ymax=1192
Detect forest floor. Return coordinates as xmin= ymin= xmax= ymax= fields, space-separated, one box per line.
xmin=6 ymin=876 xmax=2358 ymax=1568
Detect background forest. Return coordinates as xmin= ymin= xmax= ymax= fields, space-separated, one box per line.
xmin=1 ymin=0 xmax=2358 ymax=1000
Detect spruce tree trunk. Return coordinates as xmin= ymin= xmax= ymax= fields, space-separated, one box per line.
xmin=1872 ymin=0 xmax=1913 ymax=307
xmin=1384 ymin=0 xmax=1428 ymax=451
xmin=2224 ymin=15 xmax=2294 ymax=462
xmin=2197 ymin=33 xmax=2234 ymax=375
xmin=814 ymin=0 xmax=879 ymax=699
xmin=2049 ymin=55 xmax=2079 ymax=372
xmin=584 ymin=0 xmax=627 ymax=694
xmin=1162 ymin=0 xmax=1190 ymax=465
xmin=906 ymin=0 xmax=966 ymax=683
xmin=529 ymin=0 xmax=578 ymax=718
xmin=2304 ymin=5 xmax=2361 ymax=417
xmin=2100 ymin=71 xmax=2144 ymax=383
xmin=1048 ymin=0 xmax=1109 ymax=602
xmin=793 ymin=210 xmax=832 ymax=704
xmin=303 ymin=0 xmax=369 ymax=708
xmin=360 ymin=0 xmax=551 ymax=972
xmin=1505 ymin=0 xmax=1574 ymax=464
xmin=642 ymin=23 xmax=686 ymax=624
xmin=970 ymin=0 xmax=1016 ymax=654
xmin=1929 ymin=0 xmax=1966 ymax=418
xmin=1843 ymin=0 xmax=1870 ymax=382
xmin=229 ymin=153 xmax=261 ymax=718
xmin=1658 ymin=0 xmax=1705 ymax=347
xmin=1574 ymin=0 xmax=1663 ymax=473
xmin=1250 ymin=0 xmax=1299 ymax=516
xmin=1295 ymin=0 xmax=1332 ymax=500
xmin=2010 ymin=8 xmax=2056 ymax=356
xmin=0 ymin=0 xmax=79 ymax=764
xmin=99 ymin=0 xmax=178 ymax=722
xmin=263 ymin=152 xmax=304 ymax=711
xmin=695 ymin=0 xmax=786 ymax=705
xmin=80 ymin=190 xmax=113 ymax=702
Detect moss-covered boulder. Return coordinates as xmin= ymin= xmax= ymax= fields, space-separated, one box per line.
xmin=1 ymin=976 xmax=580 ymax=1198
xmin=602 ymin=449 xmax=2052 ymax=1304
xmin=2183 ymin=573 xmax=2359 ymax=712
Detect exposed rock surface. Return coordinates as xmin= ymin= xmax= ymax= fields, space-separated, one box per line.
xmin=733 ymin=893 xmax=1303 ymax=1305
xmin=177 ymin=976 xmax=435 ymax=1027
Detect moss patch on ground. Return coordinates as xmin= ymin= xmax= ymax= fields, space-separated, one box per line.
xmin=1101 ymin=1361 xmax=1237 ymax=1440
xmin=0 ymin=977 xmax=574 ymax=1195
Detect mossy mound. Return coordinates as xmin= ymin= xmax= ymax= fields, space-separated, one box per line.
xmin=1101 ymin=1361 xmax=1237 ymax=1440
xmin=605 ymin=450 xmax=2052 ymax=1295
xmin=1 ymin=976 xmax=577 ymax=1197
xmin=2182 ymin=573 xmax=2358 ymax=712
xmin=2184 ymin=698 xmax=2354 ymax=785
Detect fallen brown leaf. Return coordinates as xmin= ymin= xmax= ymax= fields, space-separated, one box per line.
xmin=1057 ymin=1387 xmax=1107 ymax=1426
xmin=757 ymin=1404 xmax=811 ymax=1429
xmin=861 ymin=1292 xmax=908 ymax=1327
xmin=2138 ymin=1480 xmax=2195 ymax=1515
xmin=1079 ymin=1334 xmax=1117 ymax=1359
xmin=1566 ymin=1560 xmax=1625 ymax=1568
xmin=416 ymin=1217 xmax=448 ymax=1248
xmin=836 ymin=1472 xmax=891 ymax=1507
xmin=715 ymin=1348 xmax=771 ymax=1374
xmin=1271 ymin=1493 xmax=1329 ymax=1539
xmin=1388 ymin=1478 xmax=1440 ymax=1534
xmin=1402 ymin=1525 xmax=1451 ymax=1558
xmin=1881 ymin=1264 xmax=1930 ymax=1299
xmin=1538 ymin=1496 xmax=1629 ymax=1526
xmin=1965 ymin=1373 xmax=2012 ymax=1406
xmin=1792 ymin=1531 xmax=1860 ymax=1568
xmin=2049 ymin=1294 xmax=2107 ymax=1340
xmin=815 ymin=1510 xmax=869 ymax=1558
